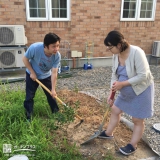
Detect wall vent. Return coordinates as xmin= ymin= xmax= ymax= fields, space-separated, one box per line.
xmin=152 ymin=41 xmax=160 ymax=57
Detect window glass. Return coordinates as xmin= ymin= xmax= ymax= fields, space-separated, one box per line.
xmin=140 ymin=0 xmax=153 ymax=18
xmin=60 ymin=0 xmax=67 ymax=8
xmin=29 ymin=0 xmax=45 ymax=8
xmin=52 ymin=9 xmax=59 ymax=18
xmin=51 ymin=0 xmax=67 ymax=18
xmin=30 ymin=9 xmax=46 ymax=17
xmin=60 ymin=9 xmax=67 ymax=18
xmin=121 ymin=0 xmax=156 ymax=21
xmin=147 ymin=3 xmax=153 ymax=10
xmin=29 ymin=0 xmax=46 ymax=18
xmin=123 ymin=0 xmax=136 ymax=18
xmin=51 ymin=0 xmax=59 ymax=8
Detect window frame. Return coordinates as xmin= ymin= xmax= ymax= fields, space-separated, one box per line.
xmin=120 ymin=0 xmax=157 ymax=21
xmin=25 ymin=0 xmax=71 ymax=21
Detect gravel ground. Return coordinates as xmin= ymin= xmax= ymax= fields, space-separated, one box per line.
xmin=0 ymin=65 xmax=160 ymax=156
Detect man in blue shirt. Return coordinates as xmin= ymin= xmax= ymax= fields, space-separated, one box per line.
xmin=23 ymin=33 xmax=61 ymax=121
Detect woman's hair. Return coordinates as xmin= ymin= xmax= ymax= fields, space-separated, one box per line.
xmin=104 ymin=30 xmax=129 ymax=52
xmin=44 ymin=33 xmax=61 ymax=48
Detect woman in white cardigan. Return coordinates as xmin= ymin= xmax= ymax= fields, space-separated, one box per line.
xmin=98 ymin=30 xmax=154 ymax=156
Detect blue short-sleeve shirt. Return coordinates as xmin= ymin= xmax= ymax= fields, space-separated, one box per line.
xmin=24 ymin=42 xmax=61 ymax=79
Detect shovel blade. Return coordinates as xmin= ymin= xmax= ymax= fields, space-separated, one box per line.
xmin=81 ymin=130 xmax=100 ymax=145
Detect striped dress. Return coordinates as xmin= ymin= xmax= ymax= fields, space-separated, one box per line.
xmin=114 ymin=65 xmax=154 ymax=119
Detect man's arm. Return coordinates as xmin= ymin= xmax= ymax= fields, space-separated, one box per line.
xmin=51 ymin=68 xmax=58 ymax=97
xmin=22 ymin=56 xmax=37 ymax=81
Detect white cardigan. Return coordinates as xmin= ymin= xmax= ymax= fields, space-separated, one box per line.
xmin=111 ymin=45 xmax=153 ymax=95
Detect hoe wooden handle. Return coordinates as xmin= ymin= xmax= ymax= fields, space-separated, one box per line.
xmin=36 ymin=79 xmax=52 ymax=94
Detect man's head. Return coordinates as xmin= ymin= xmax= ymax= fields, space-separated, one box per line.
xmin=44 ymin=33 xmax=61 ymax=55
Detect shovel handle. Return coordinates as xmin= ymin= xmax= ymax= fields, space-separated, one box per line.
xmin=110 ymin=91 xmax=116 ymax=100
xmin=35 ymin=79 xmax=83 ymax=121
xmin=103 ymin=107 xmax=110 ymax=120
xmin=102 ymin=91 xmax=116 ymax=123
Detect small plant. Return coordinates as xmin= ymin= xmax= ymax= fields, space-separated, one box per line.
xmin=52 ymin=105 xmax=75 ymax=127
xmin=74 ymin=100 xmax=80 ymax=110
xmin=73 ymin=83 xmax=79 ymax=93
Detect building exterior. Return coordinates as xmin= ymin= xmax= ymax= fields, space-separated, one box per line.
xmin=0 ymin=0 xmax=159 ymax=58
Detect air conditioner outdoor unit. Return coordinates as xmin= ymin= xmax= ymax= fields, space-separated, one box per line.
xmin=0 ymin=49 xmax=25 ymax=68
xmin=0 ymin=25 xmax=27 ymax=46
xmin=152 ymin=41 xmax=160 ymax=57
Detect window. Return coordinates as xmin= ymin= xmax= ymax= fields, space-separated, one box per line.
xmin=25 ymin=0 xmax=70 ymax=21
xmin=120 ymin=0 xmax=157 ymax=21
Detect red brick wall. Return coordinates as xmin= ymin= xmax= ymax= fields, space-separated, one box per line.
xmin=0 ymin=0 xmax=160 ymax=57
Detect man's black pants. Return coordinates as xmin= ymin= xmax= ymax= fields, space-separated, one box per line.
xmin=24 ymin=72 xmax=59 ymax=116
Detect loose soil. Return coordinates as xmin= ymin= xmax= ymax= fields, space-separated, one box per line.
xmin=57 ymin=90 xmax=158 ymax=160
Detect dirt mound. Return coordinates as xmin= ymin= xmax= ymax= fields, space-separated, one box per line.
xmin=57 ymin=90 xmax=157 ymax=160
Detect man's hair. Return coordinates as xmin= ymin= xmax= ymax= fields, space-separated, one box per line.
xmin=44 ymin=33 xmax=61 ymax=48
xmin=104 ymin=30 xmax=129 ymax=52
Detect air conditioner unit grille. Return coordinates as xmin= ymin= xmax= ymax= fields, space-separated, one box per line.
xmin=0 ymin=51 xmax=15 ymax=66
xmin=0 ymin=27 xmax=14 ymax=45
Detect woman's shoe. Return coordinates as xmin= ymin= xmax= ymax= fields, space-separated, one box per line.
xmin=119 ymin=143 xmax=136 ymax=155
xmin=98 ymin=130 xmax=114 ymax=139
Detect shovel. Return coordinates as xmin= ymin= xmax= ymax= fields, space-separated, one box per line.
xmin=35 ymin=79 xmax=84 ymax=124
xmin=81 ymin=91 xmax=116 ymax=145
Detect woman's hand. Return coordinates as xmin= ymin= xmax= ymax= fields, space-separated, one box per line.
xmin=107 ymin=90 xmax=115 ymax=106
xmin=111 ymin=81 xmax=124 ymax=92
xmin=107 ymin=96 xmax=114 ymax=106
